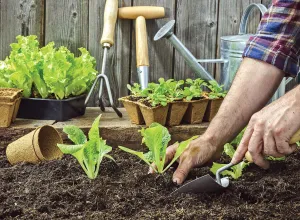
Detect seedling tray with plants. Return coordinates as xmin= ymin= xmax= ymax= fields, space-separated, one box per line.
xmin=0 ymin=35 xmax=98 ymax=121
xmin=0 ymin=122 xmax=299 ymax=219
xmin=120 ymin=78 xmax=227 ymax=126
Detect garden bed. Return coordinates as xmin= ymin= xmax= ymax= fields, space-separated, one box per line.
xmin=1 ymin=146 xmax=300 ymax=219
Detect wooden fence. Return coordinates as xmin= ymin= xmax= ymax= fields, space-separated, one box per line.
xmin=0 ymin=0 xmax=272 ymax=106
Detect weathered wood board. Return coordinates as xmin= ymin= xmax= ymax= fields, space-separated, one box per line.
xmin=0 ymin=108 xmax=208 ymax=149
xmin=0 ymin=0 xmax=44 ymax=59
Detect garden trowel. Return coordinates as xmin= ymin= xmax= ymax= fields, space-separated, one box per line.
xmin=172 ymin=128 xmax=300 ymax=194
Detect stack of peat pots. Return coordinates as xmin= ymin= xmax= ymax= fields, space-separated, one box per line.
xmin=0 ymin=88 xmax=23 ymax=127
xmin=119 ymin=79 xmax=227 ymax=127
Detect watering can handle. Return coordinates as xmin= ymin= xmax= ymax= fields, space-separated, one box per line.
xmin=239 ymin=3 xmax=268 ymax=35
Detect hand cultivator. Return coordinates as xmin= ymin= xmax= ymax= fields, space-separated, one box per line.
xmin=85 ymin=0 xmax=122 ymax=117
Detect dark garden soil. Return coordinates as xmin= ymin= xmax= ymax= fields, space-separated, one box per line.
xmin=1 ymin=146 xmax=300 ymax=220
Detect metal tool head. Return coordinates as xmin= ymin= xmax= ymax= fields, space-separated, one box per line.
xmin=172 ymin=174 xmax=230 ymax=195
xmin=137 ymin=66 xmax=149 ymax=89
xmin=171 ymin=163 xmax=233 ymax=195
xmin=154 ymin=20 xmax=175 ymax=41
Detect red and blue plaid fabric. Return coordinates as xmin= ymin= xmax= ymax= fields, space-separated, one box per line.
xmin=243 ymin=0 xmax=300 ymax=77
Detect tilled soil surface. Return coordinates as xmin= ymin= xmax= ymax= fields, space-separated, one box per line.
xmin=1 ymin=147 xmax=300 ymax=220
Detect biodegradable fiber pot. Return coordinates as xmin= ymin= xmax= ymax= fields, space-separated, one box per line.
xmin=6 ymin=125 xmax=63 ymax=165
xmin=166 ymin=101 xmax=189 ymax=126
xmin=139 ymin=103 xmax=169 ymax=126
xmin=119 ymin=96 xmax=144 ymax=125
xmin=183 ymin=98 xmax=209 ymax=124
xmin=203 ymin=98 xmax=223 ymax=122
xmin=0 ymin=88 xmax=23 ymax=127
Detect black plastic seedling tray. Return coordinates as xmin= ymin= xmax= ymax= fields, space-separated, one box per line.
xmin=17 ymin=95 xmax=86 ymax=121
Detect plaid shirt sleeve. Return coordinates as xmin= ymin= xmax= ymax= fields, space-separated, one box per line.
xmin=243 ymin=0 xmax=300 ymax=77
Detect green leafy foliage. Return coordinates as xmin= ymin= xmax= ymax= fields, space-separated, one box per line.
xmin=183 ymin=78 xmax=207 ymax=101
xmin=119 ymin=123 xmax=197 ymax=174
xmin=210 ymin=143 xmax=250 ymax=179
xmin=207 ymin=80 xmax=227 ymax=99
xmin=0 ymin=35 xmax=97 ymax=99
xmin=57 ymin=115 xmax=114 ymax=179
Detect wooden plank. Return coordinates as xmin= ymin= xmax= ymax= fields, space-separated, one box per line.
xmin=0 ymin=108 xmax=209 ymax=149
xmin=88 ymin=0 xmax=132 ymax=107
xmin=45 ymin=0 xmax=88 ymax=56
xmin=215 ymin=0 xmax=261 ymax=82
xmin=174 ymin=0 xmax=219 ymax=80
xmin=130 ymin=0 xmax=176 ymax=84
xmin=0 ymin=0 xmax=44 ymax=60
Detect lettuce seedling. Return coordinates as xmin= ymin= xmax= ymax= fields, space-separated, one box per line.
xmin=119 ymin=123 xmax=197 ymax=174
xmin=183 ymin=78 xmax=207 ymax=101
xmin=57 ymin=115 xmax=114 ymax=179
xmin=210 ymin=143 xmax=250 ymax=179
xmin=207 ymin=80 xmax=227 ymax=99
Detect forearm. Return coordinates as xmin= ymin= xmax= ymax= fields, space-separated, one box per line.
xmin=203 ymin=57 xmax=284 ymax=148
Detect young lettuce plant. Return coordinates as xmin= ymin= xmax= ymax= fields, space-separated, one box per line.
xmin=119 ymin=123 xmax=197 ymax=174
xmin=183 ymin=78 xmax=207 ymax=101
xmin=210 ymin=143 xmax=250 ymax=179
xmin=165 ymin=79 xmax=185 ymax=101
xmin=207 ymin=80 xmax=227 ymax=99
xmin=57 ymin=115 xmax=114 ymax=179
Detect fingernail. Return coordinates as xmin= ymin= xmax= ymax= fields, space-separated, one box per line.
xmin=173 ymin=178 xmax=181 ymax=185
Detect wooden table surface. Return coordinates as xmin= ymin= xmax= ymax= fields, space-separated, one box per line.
xmin=0 ymin=108 xmax=209 ymax=149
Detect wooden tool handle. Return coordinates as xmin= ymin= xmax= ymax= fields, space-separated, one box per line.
xmin=118 ymin=6 xmax=165 ymax=19
xmin=136 ymin=16 xmax=149 ymax=67
xmin=245 ymin=128 xmax=300 ymax=162
xmin=100 ymin=0 xmax=118 ymax=46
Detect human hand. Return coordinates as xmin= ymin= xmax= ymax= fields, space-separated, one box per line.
xmin=231 ymin=90 xmax=300 ymax=168
xmin=149 ymin=136 xmax=222 ymax=185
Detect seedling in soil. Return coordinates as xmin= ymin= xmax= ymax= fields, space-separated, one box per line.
xmin=119 ymin=123 xmax=197 ymax=174
xmin=127 ymin=83 xmax=148 ymax=98
xmin=210 ymin=143 xmax=250 ymax=179
xmin=183 ymin=78 xmax=207 ymax=101
xmin=57 ymin=115 xmax=114 ymax=179
xmin=207 ymin=80 xmax=227 ymax=99
xmin=165 ymin=79 xmax=185 ymax=101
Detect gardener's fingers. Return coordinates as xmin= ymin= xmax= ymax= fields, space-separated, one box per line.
xmin=148 ymin=143 xmax=179 ymax=174
xmin=231 ymin=127 xmax=253 ymax=164
xmin=274 ymin=129 xmax=298 ymax=155
xmin=248 ymin=128 xmax=269 ymax=169
xmin=172 ymin=155 xmax=193 ymax=185
xmin=263 ymin=131 xmax=284 ymax=158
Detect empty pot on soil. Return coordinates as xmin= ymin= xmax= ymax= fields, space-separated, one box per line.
xmin=119 ymin=96 xmax=145 ymax=125
xmin=139 ymin=103 xmax=169 ymax=126
xmin=183 ymin=98 xmax=209 ymax=124
xmin=6 ymin=125 xmax=63 ymax=165
xmin=203 ymin=98 xmax=223 ymax=122
xmin=166 ymin=100 xmax=189 ymax=126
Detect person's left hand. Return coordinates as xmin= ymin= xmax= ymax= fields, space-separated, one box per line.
xmin=231 ymin=88 xmax=300 ymax=168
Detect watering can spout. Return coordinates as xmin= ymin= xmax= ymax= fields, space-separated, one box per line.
xmin=154 ymin=20 xmax=217 ymax=84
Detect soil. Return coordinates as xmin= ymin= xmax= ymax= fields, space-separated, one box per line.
xmin=127 ymin=96 xmax=143 ymax=102
xmin=1 ymin=147 xmax=300 ymax=219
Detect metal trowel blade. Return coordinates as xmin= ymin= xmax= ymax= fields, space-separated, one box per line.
xmin=171 ymin=174 xmax=229 ymax=195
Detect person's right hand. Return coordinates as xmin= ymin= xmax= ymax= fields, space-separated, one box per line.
xmin=149 ymin=135 xmax=222 ymax=185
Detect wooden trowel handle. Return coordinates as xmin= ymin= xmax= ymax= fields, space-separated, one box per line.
xmin=118 ymin=6 xmax=165 ymax=19
xmin=135 ymin=16 xmax=149 ymax=67
xmin=245 ymin=128 xmax=300 ymax=162
xmin=101 ymin=0 xmax=118 ymax=46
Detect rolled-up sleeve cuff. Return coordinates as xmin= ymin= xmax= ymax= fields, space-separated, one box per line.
xmin=243 ymin=36 xmax=299 ymax=77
